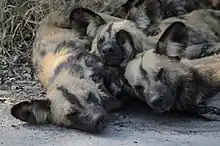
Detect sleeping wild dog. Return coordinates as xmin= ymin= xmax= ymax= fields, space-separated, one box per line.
xmin=70 ymin=7 xmax=220 ymax=109
xmin=10 ymin=5 xmax=128 ymax=133
xmin=92 ymin=8 xmax=220 ymax=70
xmin=125 ymin=27 xmax=220 ymax=120
xmin=68 ymin=7 xmax=151 ymax=68
xmin=112 ymin=0 xmax=220 ymax=32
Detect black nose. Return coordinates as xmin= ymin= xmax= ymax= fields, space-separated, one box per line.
xmin=93 ymin=114 xmax=107 ymax=133
xmin=101 ymin=45 xmax=114 ymax=55
xmin=150 ymin=96 xmax=163 ymax=108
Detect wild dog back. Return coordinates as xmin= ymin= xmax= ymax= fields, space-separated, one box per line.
xmin=142 ymin=9 xmax=220 ymax=60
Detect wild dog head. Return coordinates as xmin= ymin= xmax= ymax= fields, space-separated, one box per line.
xmin=11 ymin=57 xmax=111 ymax=133
xmin=125 ymin=21 xmax=189 ymax=113
xmin=12 ymin=67 xmax=115 ymax=133
xmin=70 ymin=7 xmax=152 ymax=68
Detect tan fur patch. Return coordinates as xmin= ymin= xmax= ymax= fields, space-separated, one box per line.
xmin=196 ymin=63 xmax=220 ymax=81
xmin=38 ymin=49 xmax=71 ymax=88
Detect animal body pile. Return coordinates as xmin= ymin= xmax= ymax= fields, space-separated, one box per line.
xmin=10 ymin=0 xmax=220 ymax=134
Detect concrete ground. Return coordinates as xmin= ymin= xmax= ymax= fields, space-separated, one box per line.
xmin=1 ymin=99 xmax=220 ymax=146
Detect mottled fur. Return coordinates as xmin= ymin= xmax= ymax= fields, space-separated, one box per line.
xmin=125 ymin=41 xmax=220 ymax=120
xmin=145 ymin=9 xmax=220 ymax=60
xmin=113 ymin=0 xmax=220 ymax=26
xmin=112 ymin=0 xmax=164 ymax=36
xmin=88 ymin=7 xmax=220 ymax=71
xmin=110 ymin=9 xmax=220 ymax=65
xmin=10 ymin=4 xmax=126 ymax=133
xmin=68 ymin=7 xmax=152 ymax=68
xmin=161 ymin=0 xmax=219 ymax=18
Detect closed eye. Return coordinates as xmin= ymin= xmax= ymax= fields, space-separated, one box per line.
xmin=66 ymin=111 xmax=78 ymax=118
xmin=155 ymin=68 xmax=165 ymax=82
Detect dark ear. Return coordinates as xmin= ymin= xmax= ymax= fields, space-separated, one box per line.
xmin=124 ymin=0 xmax=163 ymax=32
xmin=11 ymin=99 xmax=50 ymax=124
xmin=70 ymin=7 xmax=106 ymax=37
xmin=116 ymin=30 xmax=136 ymax=67
xmin=110 ymin=0 xmax=135 ymax=18
xmin=155 ymin=21 xmax=189 ymax=60
xmin=139 ymin=0 xmax=163 ymax=25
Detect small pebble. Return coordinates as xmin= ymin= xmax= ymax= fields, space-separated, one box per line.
xmin=11 ymin=124 xmax=20 ymax=129
xmin=133 ymin=141 xmax=138 ymax=143
xmin=119 ymin=124 xmax=124 ymax=127
xmin=11 ymin=124 xmax=16 ymax=128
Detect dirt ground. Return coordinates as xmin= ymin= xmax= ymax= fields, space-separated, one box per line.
xmin=1 ymin=68 xmax=220 ymax=146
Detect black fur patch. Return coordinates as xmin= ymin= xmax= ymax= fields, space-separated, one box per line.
xmin=209 ymin=10 xmax=220 ymax=20
xmin=199 ymin=43 xmax=215 ymax=57
xmin=57 ymin=86 xmax=83 ymax=108
xmin=87 ymin=92 xmax=100 ymax=104
xmin=211 ymin=28 xmax=220 ymax=38
xmin=52 ymin=54 xmax=85 ymax=81
xmin=40 ymin=50 xmax=46 ymax=57
xmin=54 ymin=40 xmax=87 ymax=54
xmin=49 ymin=40 xmax=89 ymax=84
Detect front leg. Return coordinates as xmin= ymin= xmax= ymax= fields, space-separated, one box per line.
xmin=184 ymin=104 xmax=220 ymax=121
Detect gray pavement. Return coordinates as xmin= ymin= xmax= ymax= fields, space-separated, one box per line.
xmin=1 ymin=100 xmax=220 ymax=146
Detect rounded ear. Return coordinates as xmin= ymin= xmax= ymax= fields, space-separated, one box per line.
xmin=11 ymin=99 xmax=50 ymax=124
xmin=116 ymin=30 xmax=136 ymax=67
xmin=155 ymin=21 xmax=189 ymax=60
xmin=120 ymin=0 xmax=163 ymax=32
xmin=116 ymin=30 xmax=134 ymax=47
xmin=141 ymin=0 xmax=163 ymax=25
xmin=70 ymin=7 xmax=106 ymax=37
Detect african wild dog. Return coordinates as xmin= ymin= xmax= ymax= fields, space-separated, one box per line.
xmin=160 ymin=0 xmax=220 ymax=18
xmin=161 ymin=0 xmax=220 ymax=18
xmin=73 ymin=8 xmax=220 ymax=110
xmin=112 ymin=0 xmax=220 ymax=29
xmin=10 ymin=5 xmax=128 ymax=133
xmin=144 ymin=9 xmax=220 ymax=60
xmin=87 ymin=8 xmax=220 ymax=71
xmin=68 ymin=7 xmax=151 ymax=68
xmin=124 ymin=32 xmax=220 ymax=120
